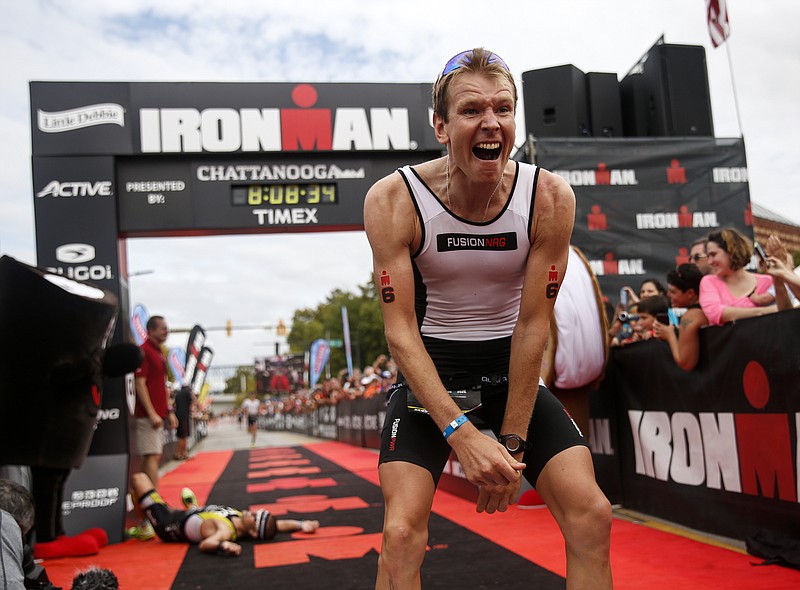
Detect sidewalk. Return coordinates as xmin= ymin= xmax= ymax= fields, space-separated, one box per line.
xmin=161 ymin=416 xmax=321 ymax=474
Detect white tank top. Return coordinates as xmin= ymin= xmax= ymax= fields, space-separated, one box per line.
xmin=398 ymin=161 xmax=539 ymax=341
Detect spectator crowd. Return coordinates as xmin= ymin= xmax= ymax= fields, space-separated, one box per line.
xmin=607 ymin=228 xmax=799 ymax=371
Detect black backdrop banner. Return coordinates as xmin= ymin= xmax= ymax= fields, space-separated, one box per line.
xmin=533 ymin=137 xmax=752 ymax=303
xmin=264 ymin=312 xmax=800 ymax=543
xmin=599 ymin=309 xmax=800 ymax=541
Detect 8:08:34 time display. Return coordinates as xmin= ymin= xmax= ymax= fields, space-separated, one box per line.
xmin=231 ymin=183 xmax=337 ymax=207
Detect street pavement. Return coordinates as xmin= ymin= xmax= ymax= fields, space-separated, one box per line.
xmin=161 ymin=416 xmax=321 ymax=474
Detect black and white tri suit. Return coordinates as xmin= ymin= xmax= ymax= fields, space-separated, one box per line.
xmin=379 ymin=161 xmax=587 ymax=487
xmin=139 ymin=489 xmax=242 ymax=544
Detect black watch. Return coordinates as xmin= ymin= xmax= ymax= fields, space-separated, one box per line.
xmin=498 ymin=434 xmax=528 ymax=454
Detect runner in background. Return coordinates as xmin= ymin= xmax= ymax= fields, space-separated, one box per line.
xmin=240 ymin=391 xmax=261 ymax=448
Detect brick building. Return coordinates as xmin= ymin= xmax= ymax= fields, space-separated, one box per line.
xmin=752 ymin=202 xmax=800 ymax=265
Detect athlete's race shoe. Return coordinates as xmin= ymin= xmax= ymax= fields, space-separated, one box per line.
xmin=127 ymin=522 xmax=155 ymax=541
xmin=181 ymin=487 xmax=198 ymax=509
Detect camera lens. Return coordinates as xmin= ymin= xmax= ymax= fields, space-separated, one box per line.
xmin=618 ymin=312 xmax=639 ymax=323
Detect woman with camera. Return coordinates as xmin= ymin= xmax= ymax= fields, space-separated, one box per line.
xmin=653 ymin=264 xmax=709 ymax=371
xmin=699 ymin=228 xmax=777 ymax=325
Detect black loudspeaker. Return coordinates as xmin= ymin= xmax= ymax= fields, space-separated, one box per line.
xmin=620 ymin=43 xmax=714 ymax=137
xmin=522 ymin=65 xmax=590 ymax=138
xmin=585 ymin=72 xmax=623 ymax=138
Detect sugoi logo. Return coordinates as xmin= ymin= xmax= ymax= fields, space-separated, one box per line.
xmin=38 ymin=103 xmax=125 ymax=133
xmin=36 ymin=180 xmax=113 ymax=198
xmin=48 ymin=244 xmax=113 ymax=282
xmin=55 ymin=243 xmax=96 ymax=264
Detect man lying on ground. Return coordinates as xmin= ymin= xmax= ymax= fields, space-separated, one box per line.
xmin=130 ymin=472 xmax=319 ymax=556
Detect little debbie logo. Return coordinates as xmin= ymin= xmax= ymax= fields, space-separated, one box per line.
xmin=38 ymin=103 xmax=125 ymax=133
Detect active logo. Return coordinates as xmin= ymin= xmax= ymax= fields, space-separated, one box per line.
xmin=37 ymin=103 xmax=125 ymax=133
xmin=36 ymin=180 xmax=112 ymax=198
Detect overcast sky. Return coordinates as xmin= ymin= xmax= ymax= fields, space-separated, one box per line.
xmin=2 ymin=1 xmax=799 ymax=367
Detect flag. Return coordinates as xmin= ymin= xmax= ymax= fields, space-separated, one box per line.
xmin=184 ymin=324 xmax=206 ymax=386
xmin=309 ymin=339 xmax=330 ymax=388
xmin=191 ymin=345 xmax=214 ymax=396
xmin=168 ymin=347 xmax=187 ymax=385
xmin=706 ymin=0 xmax=730 ymax=48
xmin=342 ymin=305 xmax=353 ymax=377
xmin=130 ymin=303 xmax=149 ymax=345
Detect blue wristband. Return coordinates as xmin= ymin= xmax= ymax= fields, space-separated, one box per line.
xmin=442 ymin=414 xmax=468 ymax=439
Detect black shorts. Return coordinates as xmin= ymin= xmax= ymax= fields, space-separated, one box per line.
xmin=175 ymin=413 xmax=191 ymax=438
xmin=138 ymin=489 xmax=189 ymax=543
xmin=378 ymin=383 xmax=587 ymax=488
xmin=247 ymin=415 xmax=258 ymax=427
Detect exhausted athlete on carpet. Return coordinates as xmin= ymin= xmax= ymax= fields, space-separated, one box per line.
xmin=364 ymin=48 xmax=613 ymax=588
xmin=130 ymin=472 xmax=319 ymax=556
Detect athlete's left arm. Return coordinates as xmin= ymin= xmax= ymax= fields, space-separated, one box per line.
xmin=502 ymin=170 xmax=575 ymax=439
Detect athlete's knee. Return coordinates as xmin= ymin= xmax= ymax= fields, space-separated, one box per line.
xmin=381 ymin=516 xmax=428 ymax=559
xmin=131 ymin=473 xmax=153 ymax=498
xmin=563 ymin=491 xmax=612 ymax=549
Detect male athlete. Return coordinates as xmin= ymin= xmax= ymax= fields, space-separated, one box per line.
xmin=130 ymin=472 xmax=319 ymax=556
xmin=364 ymin=48 xmax=612 ymax=589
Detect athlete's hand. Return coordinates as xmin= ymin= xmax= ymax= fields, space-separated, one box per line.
xmin=448 ymin=428 xmax=525 ymax=491
xmin=219 ymin=540 xmax=242 ymax=556
xmin=477 ymin=475 xmax=523 ymax=514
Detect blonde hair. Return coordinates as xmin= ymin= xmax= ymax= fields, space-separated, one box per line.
xmin=432 ymin=48 xmax=517 ymax=122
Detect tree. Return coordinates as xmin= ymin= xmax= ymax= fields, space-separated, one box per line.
xmin=286 ymin=275 xmax=388 ymax=377
xmin=224 ymin=365 xmax=256 ymax=395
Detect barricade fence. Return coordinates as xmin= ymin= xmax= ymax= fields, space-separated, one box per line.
xmin=260 ymin=309 xmax=800 ymax=542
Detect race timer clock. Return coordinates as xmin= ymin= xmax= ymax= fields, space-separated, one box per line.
xmin=232 ymin=183 xmax=337 ymax=207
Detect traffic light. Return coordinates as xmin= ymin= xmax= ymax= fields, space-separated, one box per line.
xmin=226 ymin=319 xmax=232 ymax=337
xmin=276 ymin=319 xmax=287 ymax=336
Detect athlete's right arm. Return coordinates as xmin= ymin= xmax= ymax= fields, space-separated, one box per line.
xmin=363 ymin=172 xmax=520 ymax=490
xmin=198 ymin=520 xmax=240 ymax=556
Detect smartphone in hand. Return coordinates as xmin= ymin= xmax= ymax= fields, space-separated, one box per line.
xmin=754 ymin=242 xmax=768 ymax=264
xmin=655 ymin=312 xmax=670 ymax=325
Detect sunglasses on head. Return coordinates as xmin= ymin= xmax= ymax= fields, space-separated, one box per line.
xmin=439 ymin=50 xmax=510 ymax=79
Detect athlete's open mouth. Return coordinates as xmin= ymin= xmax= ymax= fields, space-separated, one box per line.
xmin=473 ymin=142 xmax=501 ymax=160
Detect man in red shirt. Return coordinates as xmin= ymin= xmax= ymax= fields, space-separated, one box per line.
xmin=130 ymin=315 xmax=177 ymax=540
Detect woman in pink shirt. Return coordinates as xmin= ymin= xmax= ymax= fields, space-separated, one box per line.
xmin=699 ymin=228 xmax=777 ymax=325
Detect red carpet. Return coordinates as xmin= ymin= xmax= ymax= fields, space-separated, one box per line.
xmin=41 ymin=443 xmax=799 ymax=589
